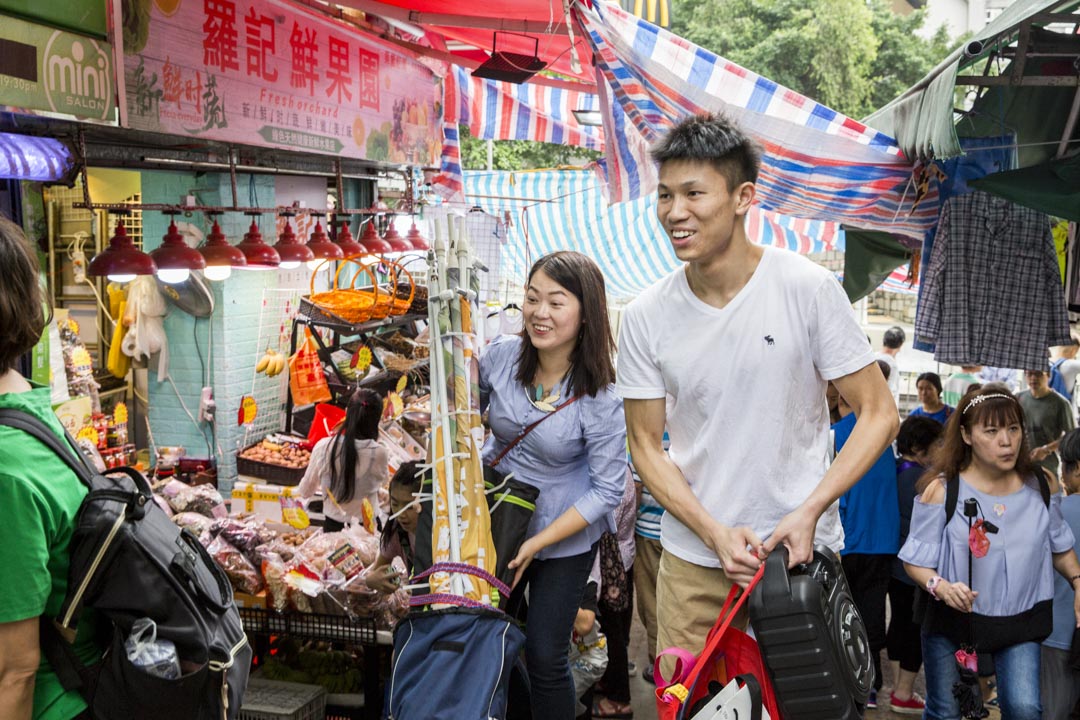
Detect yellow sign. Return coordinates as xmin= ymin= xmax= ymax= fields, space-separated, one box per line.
xmin=76 ymin=426 xmax=98 ymax=446
xmin=352 ymin=346 xmax=373 ymax=372
xmin=396 ymin=374 xmax=408 ymax=393
xmin=238 ymin=396 xmax=258 ymax=426
xmin=113 ymin=402 xmax=128 ymax=424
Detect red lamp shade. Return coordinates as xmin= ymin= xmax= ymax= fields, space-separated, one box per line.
xmin=88 ymin=221 xmax=157 ymax=281
xmin=235 ymin=221 xmax=281 ymax=267
xmin=381 ymin=223 xmax=412 ymax=253
xmin=198 ymin=220 xmax=247 ymax=280
xmin=405 ymin=221 xmax=430 ymax=251
xmin=273 ymin=220 xmax=315 ymax=269
xmin=151 ymin=220 xmax=207 ymax=283
xmin=359 ymin=220 xmax=393 ymax=254
xmin=334 ymin=221 xmax=365 ymax=256
xmin=307 ymin=221 xmax=343 ymax=262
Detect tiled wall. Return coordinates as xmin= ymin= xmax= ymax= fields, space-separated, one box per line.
xmin=143 ymin=170 xmax=310 ymax=492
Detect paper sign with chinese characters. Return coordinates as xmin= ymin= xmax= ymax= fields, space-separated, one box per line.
xmin=121 ymin=0 xmax=441 ymax=165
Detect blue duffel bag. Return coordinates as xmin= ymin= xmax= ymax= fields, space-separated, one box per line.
xmin=385 ymin=606 xmax=526 ymax=719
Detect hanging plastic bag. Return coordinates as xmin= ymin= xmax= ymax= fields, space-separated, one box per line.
xmin=289 ymin=329 xmax=332 ymax=405
xmin=124 ymin=618 xmax=181 ymax=680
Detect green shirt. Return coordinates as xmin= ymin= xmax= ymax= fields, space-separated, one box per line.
xmin=0 ymin=386 xmax=101 ymax=720
xmin=1018 ymin=388 xmax=1076 ymax=476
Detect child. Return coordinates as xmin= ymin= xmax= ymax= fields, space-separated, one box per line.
xmin=298 ymin=388 xmax=387 ymax=531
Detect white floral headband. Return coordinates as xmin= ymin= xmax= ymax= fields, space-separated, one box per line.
xmin=962 ymin=393 xmax=1015 ymax=415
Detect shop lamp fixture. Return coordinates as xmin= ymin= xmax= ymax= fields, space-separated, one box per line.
xmin=235 ymin=220 xmax=281 ymax=268
xmin=151 ymin=219 xmax=207 ymax=284
xmin=405 ymin=221 xmax=430 ymax=251
xmin=87 ymin=220 xmax=157 ymax=283
xmin=198 ymin=220 xmax=247 ymax=281
xmin=334 ymin=220 xmax=365 ymax=256
xmin=381 ymin=222 xmax=412 ymax=253
xmin=273 ymin=220 xmax=315 ymax=270
xmin=359 ymin=219 xmax=393 ymax=254
xmin=305 ymin=221 xmax=343 ymax=269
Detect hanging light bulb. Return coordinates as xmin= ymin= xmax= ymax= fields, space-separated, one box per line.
xmin=382 ymin=221 xmax=412 ymax=253
xmin=305 ymin=220 xmax=343 ymax=270
xmin=405 ymin=221 xmax=430 ymax=251
xmin=87 ymin=220 xmax=157 ymax=282
xmin=235 ymin=219 xmax=280 ymax=269
xmin=359 ymin=218 xmax=393 ymax=254
xmin=150 ymin=218 xmax=206 ymax=284
xmin=273 ymin=219 xmax=314 ymax=270
xmin=198 ymin=219 xmax=247 ymax=281
xmin=334 ymin=219 xmax=364 ymax=256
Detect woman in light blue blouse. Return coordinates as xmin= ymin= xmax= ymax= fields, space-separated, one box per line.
xmin=479 ymin=251 xmax=626 ymax=719
xmin=900 ymin=387 xmax=1080 ymax=720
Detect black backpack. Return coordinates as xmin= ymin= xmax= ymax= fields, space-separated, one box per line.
xmin=0 ymin=409 xmax=251 ymax=720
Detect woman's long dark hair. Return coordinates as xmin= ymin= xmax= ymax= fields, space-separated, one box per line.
xmin=514 ymin=251 xmax=616 ymax=398
xmin=917 ymin=386 xmax=1036 ymax=493
xmin=328 ymin=388 xmax=382 ymax=502
xmin=0 ymin=217 xmax=49 ymax=372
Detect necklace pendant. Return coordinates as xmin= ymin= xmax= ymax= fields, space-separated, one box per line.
xmin=535 ymin=401 xmax=557 ymax=412
xmin=993 ymin=503 xmax=1006 ymax=517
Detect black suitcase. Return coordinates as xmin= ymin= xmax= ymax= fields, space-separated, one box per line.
xmin=748 ymin=545 xmax=873 ymax=719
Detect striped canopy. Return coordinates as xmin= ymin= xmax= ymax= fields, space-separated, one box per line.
xmin=464 ymin=170 xmax=843 ymax=299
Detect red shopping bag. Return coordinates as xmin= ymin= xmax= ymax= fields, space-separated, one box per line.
xmin=307 ymin=403 xmax=346 ymax=445
xmin=655 ymin=565 xmax=780 ymax=720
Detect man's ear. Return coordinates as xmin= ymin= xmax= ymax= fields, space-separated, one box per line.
xmin=734 ymin=181 xmax=756 ymax=216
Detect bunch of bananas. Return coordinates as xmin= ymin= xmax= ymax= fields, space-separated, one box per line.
xmin=255 ymin=348 xmax=286 ymax=377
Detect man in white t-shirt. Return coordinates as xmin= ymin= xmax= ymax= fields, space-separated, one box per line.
xmin=617 ymin=114 xmax=898 ymax=668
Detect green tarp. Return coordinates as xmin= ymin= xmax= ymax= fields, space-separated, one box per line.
xmin=863 ymin=0 xmax=1077 ymax=161
xmin=842 ymin=229 xmax=911 ymax=302
xmin=971 ymin=153 xmax=1080 ymax=222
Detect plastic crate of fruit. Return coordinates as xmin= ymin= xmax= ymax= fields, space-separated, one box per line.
xmin=239 ymin=678 xmax=326 ymax=720
xmin=237 ymin=436 xmax=312 ymax=486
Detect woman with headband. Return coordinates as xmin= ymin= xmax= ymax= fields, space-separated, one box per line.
xmin=899 ymin=386 xmax=1080 ymax=720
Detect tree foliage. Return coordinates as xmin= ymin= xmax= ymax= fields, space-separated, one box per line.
xmin=459 ymin=124 xmax=601 ymax=171
xmin=670 ymin=0 xmax=954 ymax=119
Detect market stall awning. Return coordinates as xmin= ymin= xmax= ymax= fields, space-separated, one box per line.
xmin=465 ymin=170 xmax=842 ymax=298
xmin=970 ymin=152 xmax=1080 ymax=221
xmin=864 ymin=0 xmax=1080 ymax=162
xmin=575 ymin=2 xmax=939 ymax=243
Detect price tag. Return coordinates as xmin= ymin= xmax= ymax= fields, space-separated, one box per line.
xmin=237 ymin=396 xmax=258 ymax=426
xmin=113 ymin=402 xmax=129 ymax=424
xmin=351 ymin=346 xmax=373 ymax=371
xmin=396 ymin=374 xmax=408 ymax=393
xmin=76 ymin=426 xmax=99 ymax=446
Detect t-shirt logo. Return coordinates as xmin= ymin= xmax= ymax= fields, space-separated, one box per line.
xmin=764 ymin=335 xmax=775 ymax=346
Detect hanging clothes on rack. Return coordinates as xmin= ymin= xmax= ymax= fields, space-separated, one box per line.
xmin=915 ymin=191 xmax=1071 ymax=370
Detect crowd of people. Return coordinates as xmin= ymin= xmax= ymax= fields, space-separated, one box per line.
xmin=3 ymin=113 xmax=1080 ymax=720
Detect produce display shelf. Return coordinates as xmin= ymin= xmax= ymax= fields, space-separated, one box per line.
xmin=239 ymin=608 xmax=388 ymax=720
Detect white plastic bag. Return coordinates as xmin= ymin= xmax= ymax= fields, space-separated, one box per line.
xmin=124 ymin=618 xmax=181 ymax=680
xmin=569 ymin=623 xmax=608 ymax=717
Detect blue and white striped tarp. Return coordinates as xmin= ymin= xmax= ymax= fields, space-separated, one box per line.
xmin=464 ymin=170 xmax=843 ymax=299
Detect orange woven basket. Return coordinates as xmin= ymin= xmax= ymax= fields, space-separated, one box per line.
xmin=348 ymin=261 xmax=392 ymax=320
xmin=383 ymin=258 xmax=416 ymax=316
xmin=307 ymin=255 xmax=378 ymax=324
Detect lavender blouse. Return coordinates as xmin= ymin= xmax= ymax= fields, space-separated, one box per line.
xmin=898 ymin=475 xmax=1075 ymax=616
xmin=479 ymin=337 xmax=626 ymax=560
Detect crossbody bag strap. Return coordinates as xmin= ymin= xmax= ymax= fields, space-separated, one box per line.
xmin=489 ymin=395 xmax=580 ymax=468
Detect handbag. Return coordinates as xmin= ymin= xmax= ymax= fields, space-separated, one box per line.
xmin=655 ymin=565 xmax=780 ymax=720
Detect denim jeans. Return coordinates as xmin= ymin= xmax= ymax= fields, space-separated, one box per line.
xmin=507 ymin=545 xmax=597 ymax=719
xmin=923 ymin=631 xmax=1042 ymax=720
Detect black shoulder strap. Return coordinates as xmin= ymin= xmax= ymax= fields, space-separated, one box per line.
xmin=945 ymin=475 xmax=959 ymax=524
xmin=1037 ymin=468 xmax=1052 ymax=508
xmin=0 ymin=408 xmax=94 ymax=489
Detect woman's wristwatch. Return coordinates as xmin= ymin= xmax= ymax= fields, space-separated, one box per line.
xmin=927 ymin=575 xmax=944 ymax=600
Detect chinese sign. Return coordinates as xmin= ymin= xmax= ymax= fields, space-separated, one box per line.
xmin=122 ymin=0 xmax=441 ymax=165
xmin=0 ymin=12 xmax=115 ymax=122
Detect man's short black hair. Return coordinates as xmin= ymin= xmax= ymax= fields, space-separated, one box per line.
xmin=883 ymin=326 xmax=906 ymax=349
xmin=897 ymin=415 xmax=943 ymax=457
xmin=650 ymin=113 xmax=762 ymax=191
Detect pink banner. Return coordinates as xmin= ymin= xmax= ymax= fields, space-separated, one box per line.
xmin=121 ymin=0 xmax=441 ymax=165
